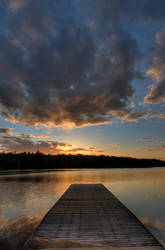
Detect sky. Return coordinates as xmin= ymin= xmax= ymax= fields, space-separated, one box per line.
xmin=0 ymin=0 xmax=165 ymax=159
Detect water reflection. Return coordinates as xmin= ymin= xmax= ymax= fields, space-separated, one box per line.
xmin=0 ymin=213 xmax=45 ymax=250
xmin=0 ymin=167 xmax=165 ymax=249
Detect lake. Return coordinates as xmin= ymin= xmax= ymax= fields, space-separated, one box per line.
xmin=0 ymin=167 xmax=165 ymax=249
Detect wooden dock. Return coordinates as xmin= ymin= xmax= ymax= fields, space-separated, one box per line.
xmin=24 ymin=184 xmax=164 ymax=249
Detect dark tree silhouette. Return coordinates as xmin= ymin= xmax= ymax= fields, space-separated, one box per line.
xmin=0 ymin=152 xmax=164 ymax=170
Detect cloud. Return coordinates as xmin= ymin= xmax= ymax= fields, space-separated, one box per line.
xmin=144 ymin=29 xmax=165 ymax=104
xmin=156 ymin=108 xmax=165 ymax=119
xmin=109 ymin=143 xmax=121 ymax=148
xmin=111 ymin=110 xmax=148 ymax=122
xmin=0 ymin=0 xmax=144 ymax=128
xmin=159 ymin=145 xmax=165 ymax=151
xmin=8 ymin=0 xmax=25 ymax=11
xmin=0 ymin=135 xmax=104 ymax=155
xmin=144 ymin=108 xmax=165 ymax=120
xmin=142 ymin=144 xmax=165 ymax=154
xmin=140 ymin=137 xmax=152 ymax=142
xmin=155 ymin=140 xmax=164 ymax=145
xmin=0 ymin=136 xmax=70 ymax=154
xmin=0 ymin=128 xmax=13 ymax=135
xmin=0 ymin=1 xmax=164 ymax=127
xmin=15 ymin=133 xmax=48 ymax=139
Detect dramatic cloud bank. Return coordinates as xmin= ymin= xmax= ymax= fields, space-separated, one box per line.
xmin=0 ymin=0 xmax=146 ymax=127
xmin=0 ymin=0 xmax=165 ymax=128
xmin=145 ymin=30 xmax=165 ymax=104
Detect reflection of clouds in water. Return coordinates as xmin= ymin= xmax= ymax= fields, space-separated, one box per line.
xmin=146 ymin=193 xmax=159 ymax=199
xmin=0 ymin=212 xmax=46 ymax=250
xmin=1 ymin=169 xmax=165 ymax=221
xmin=1 ymin=168 xmax=165 ymax=185
xmin=141 ymin=217 xmax=165 ymax=232
xmin=116 ymin=186 xmax=125 ymax=193
xmin=109 ymin=185 xmax=125 ymax=194
xmin=0 ymin=168 xmax=165 ymax=249
xmin=141 ymin=217 xmax=165 ymax=247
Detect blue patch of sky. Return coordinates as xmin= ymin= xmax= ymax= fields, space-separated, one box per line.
xmin=56 ymin=118 xmax=165 ymax=150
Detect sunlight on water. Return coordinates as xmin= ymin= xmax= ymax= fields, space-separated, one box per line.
xmin=0 ymin=167 xmax=165 ymax=249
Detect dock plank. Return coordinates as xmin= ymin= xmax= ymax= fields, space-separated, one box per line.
xmin=24 ymin=184 xmax=164 ymax=249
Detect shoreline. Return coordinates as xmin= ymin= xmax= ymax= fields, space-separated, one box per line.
xmin=0 ymin=166 xmax=165 ymax=176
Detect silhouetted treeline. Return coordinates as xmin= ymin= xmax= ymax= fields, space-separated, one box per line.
xmin=0 ymin=152 xmax=165 ymax=170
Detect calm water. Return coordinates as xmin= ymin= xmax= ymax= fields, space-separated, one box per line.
xmin=0 ymin=167 xmax=165 ymax=249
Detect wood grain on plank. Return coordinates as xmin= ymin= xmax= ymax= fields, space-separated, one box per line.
xmin=24 ymin=184 xmax=164 ymax=249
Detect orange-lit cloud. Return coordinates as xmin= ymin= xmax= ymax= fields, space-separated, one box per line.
xmin=0 ymin=135 xmax=106 ymax=155
xmin=15 ymin=133 xmax=48 ymax=139
xmin=144 ymin=29 xmax=165 ymax=104
xmin=0 ymin=0 xmax=164 ymax=129
xmin=0 ymin=0 xmax=144 ymax=128
xmin=139 ymin=137 xmax=152 ymax=142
